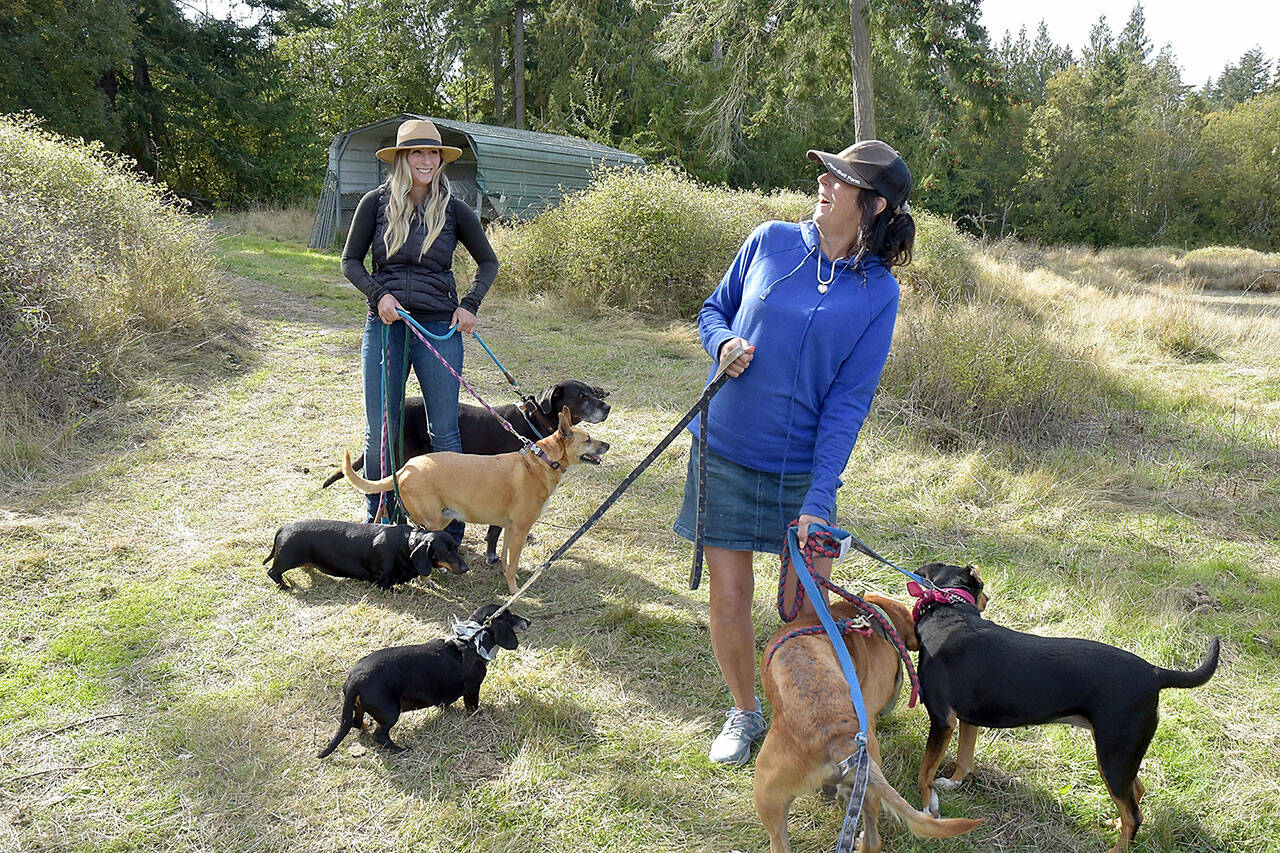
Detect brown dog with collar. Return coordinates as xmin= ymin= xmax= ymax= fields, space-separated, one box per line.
xmin=343 ymin=406 xmax=608 ymax=593
xmin=755 ymin=593 xmax=981 ymax=853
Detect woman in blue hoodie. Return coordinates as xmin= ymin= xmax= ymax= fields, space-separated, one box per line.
xmin=673 ymin=140 xmax=915 ymax=765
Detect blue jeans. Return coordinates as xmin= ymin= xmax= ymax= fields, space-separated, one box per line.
xmin=361 ymin=314 xmax=463 ymax=522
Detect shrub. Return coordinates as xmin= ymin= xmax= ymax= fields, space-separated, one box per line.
xmin=0 ymin=114 xmax=229 ymax=466
xmin=1182 ymin=246 xmax=1280 ymax=293
xmin=882 ymin=299 xmax=1108 ymax=442
xmin=497 ymin=166 xmax=812 ymax=316
xmin=896 ymin=211 xmax=980 ymax=305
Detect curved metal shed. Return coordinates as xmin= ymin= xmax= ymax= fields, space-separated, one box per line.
xmin=308 ymin=114 xmax=645 ymax=248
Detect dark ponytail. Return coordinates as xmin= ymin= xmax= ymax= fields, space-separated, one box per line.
xmin=854 ymin=191 xmax=915 ymax=268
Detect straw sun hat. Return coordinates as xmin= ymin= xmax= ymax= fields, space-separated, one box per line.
xmin=376 ymin=119 xmax=464 ymax=164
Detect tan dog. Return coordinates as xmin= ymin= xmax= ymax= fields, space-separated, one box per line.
xmin=343 ymin=406 xmax=608 ymax=593
xmin=755 ymin=594 xmax=982 ymax=853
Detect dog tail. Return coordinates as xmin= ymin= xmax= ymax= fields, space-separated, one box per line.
xmin=322 ymin=451 xmax=362 ymax=488
xmin=1157 ymin=636 xmax=1220 ymax=690
xmin=865 ymin=759 xmax=983 ymax=839
xmin=263 ymin=530 xmax=278 ymax=565
xmin=342 ymin=449 xmax=392 ymax=494
xmin=317 ymin=691 xmax=359 ymax=758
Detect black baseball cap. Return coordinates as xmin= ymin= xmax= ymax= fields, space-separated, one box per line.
xmin=807 ymin=140 xmax=912 ymax=214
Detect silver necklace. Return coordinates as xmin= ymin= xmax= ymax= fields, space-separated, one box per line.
xmin=816 ymin=253 xmax=837 ymax=292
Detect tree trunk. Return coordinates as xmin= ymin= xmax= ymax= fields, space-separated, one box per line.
xmin=491 ymin=24 xmax=504 ymax=125
xmin=849 ymin=0 xmax=875 ymax=139
xmin=512 ymin=4 xmax=525 ymax=129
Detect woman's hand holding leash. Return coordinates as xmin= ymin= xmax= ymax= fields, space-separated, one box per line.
xmin=377 ymin=293 xmax=406 ymax=324
xmin=452 ymin=306 xmax=477 ymax=333
xmin=796 ymin=513 xmax=826 ymax=548
xmin=718 ymin=337 xmax=755 ymax=377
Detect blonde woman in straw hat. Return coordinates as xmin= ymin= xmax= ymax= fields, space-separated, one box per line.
xmin=341 ymin=118 xmax=499 ymax=526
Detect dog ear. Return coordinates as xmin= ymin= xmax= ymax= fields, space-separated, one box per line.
xmin=408 ymin=533 xmax=434 ymax=575
xmin=964 ymin=564 xmax=989 ymax=610
xmin=536 ymin=386 xmax=557 ymax=416
xmin=490 ymin=617 xmax=520 ymax=650
xmin=558 ymin=405 xmax=573 ymax=437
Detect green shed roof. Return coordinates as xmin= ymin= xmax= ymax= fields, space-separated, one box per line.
xmin=407 ymin=115 xmax=645 ymax=219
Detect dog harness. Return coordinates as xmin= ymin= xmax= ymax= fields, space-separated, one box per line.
xmin=773 ymin=525 xmax=920 ymax=707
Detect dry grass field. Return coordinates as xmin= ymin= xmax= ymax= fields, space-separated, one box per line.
xmin=2 ymin=213 xmax=1278 ymax=852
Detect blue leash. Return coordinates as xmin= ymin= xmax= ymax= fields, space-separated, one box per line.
xmin=787 ymin=524 xmax=870 ymax=742
xmin=786 ymin=523 xmax=872 ymax=851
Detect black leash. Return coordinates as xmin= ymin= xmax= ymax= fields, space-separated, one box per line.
xmin=485 ymin=343 xmax=745 ymax=626
xmin=538 ymin=341 xmax=746 ymax=585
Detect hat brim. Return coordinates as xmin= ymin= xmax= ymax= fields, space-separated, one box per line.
xmin=376 ymin=144 xmax=465 ymax=164
xmin=807 ymin=149 xmax=876 ymax=192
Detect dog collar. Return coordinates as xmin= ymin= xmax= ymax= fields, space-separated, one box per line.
xmin=906 ymin=581 xmax=977 ymax=623
xmin=453 ymin=618 xmax=498 ymax=660
xmin=518 ymin=397 xmax=552 ymax=439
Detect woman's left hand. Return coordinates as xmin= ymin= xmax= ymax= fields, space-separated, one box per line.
xmin=452 ymin=307 xmax=477 ymax=333
xmin=796 ymin=513 xmax=826 ymax=548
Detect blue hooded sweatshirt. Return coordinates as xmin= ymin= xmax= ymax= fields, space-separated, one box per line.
xmin=691 ymin=219 xmax=899 ymax=520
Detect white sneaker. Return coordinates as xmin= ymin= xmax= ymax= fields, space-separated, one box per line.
xmin=708 ymin=701 xmax=767 ymax=765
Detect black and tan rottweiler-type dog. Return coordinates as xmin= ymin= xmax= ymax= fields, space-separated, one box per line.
xmin=756 ymin=594 xmax=982 ymax=853
xmin=342 ymin=407 xmax=608 ymax=594
xmin=911 ymin=562 xmax=1220 ymax=853
xmin=317 ymin=604 xmax=530 ymax=757
xmin=264 ymin=519 xmax=467 ymax=590
xmin=323 ymin=379 xmax=610 ymax=564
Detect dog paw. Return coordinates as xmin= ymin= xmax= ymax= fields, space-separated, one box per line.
xmin=934 ymin=776 xmax=962 ymax=792
xmin=928 ymin=789 xmax=940 ymax=817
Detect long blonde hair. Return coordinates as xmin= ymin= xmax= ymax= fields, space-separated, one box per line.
xmin=383 ymin=151 xmax=452 ymax=259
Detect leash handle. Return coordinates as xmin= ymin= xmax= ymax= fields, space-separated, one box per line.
xmin=835 ymin=748 xmax=871 ymax=853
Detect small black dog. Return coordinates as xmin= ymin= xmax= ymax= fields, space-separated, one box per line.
xmin=911 ymin=562 xmax=1220 ymax=853
xmin=264 ymin=520 xmax=467 ymax=590
xmin=318 ymin=604 xmax=530 ymax=756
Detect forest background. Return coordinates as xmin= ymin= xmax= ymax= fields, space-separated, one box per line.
xmin=3 ymin=0 xmax=1278 ymax=251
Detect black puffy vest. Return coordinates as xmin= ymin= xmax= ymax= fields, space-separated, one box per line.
xmin=370 ymin=188 xmax=460 ymax=319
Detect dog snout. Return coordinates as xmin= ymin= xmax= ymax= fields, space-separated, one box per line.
xmin=438 ymin=554 xmax=469 ymax=575
xmin=582 ymin=399 xmax=610 ymax=423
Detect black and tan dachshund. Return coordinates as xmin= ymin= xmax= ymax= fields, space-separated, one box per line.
xmin=318 ymin=604 xmax=530 ymax=757
xmin=911 ymin=562 xmax=1219 ymax=853
xmin=265 ymin=519 xmax=466 ymax=590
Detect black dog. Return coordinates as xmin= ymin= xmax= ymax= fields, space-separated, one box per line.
xmin=317 ymin=604 xmax=530 ymax=756
xmin=264 ymin=520 xmax=467 ymax=590
xmin=911 ymin=562 xmax=1220 ymax=853
xmin=323 ymin=379 xmax=610 ymax=564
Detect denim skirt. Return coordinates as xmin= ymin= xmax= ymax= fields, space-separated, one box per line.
xmin=673 ymin=441 xmax=830 ymax=555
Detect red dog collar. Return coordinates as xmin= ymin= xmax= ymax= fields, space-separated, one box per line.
xmin=907 ymin=581 xmax=977 ymax=623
